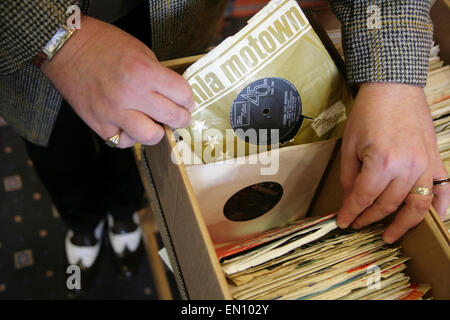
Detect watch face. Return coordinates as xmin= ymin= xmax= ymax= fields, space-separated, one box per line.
xmin=43 ymin=28 xmax=70 ymax=57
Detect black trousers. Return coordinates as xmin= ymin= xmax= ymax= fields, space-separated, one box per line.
xmin=24 ymin=101 xmax=145 ymax=234
xmin=23 ymin=2 xmax=151 ymax=234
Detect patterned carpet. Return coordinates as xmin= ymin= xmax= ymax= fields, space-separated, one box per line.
xmin=0 ymin=120 xmax=158 ymax=299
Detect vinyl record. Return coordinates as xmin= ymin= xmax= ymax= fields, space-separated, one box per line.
xmin=223 ymin=181 xmax=283 ymax=222
xmin=230 ymin=77 xmax=303 ymax=145
xmin=186 ymin=139 xmax=338 ymax=243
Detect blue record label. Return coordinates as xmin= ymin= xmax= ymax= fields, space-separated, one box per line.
xmin=230 ymin=77 xmax=303 ymax=145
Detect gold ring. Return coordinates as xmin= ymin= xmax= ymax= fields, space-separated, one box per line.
xmin=409 ymin=186 xmax=433 ymax=196
xmin=433 ymin=178 xmax=450 ymax=186
xmin=105 ymin=129 xmax=123 ymax=148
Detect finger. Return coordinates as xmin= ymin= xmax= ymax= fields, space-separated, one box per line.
xmin=116 ymin=131 xmax=137 ymax=149
xmin=147 ymin=64 xmax=195 ymax=112
xmin=337 ymin=153 xmax=394 ymax=229
xmin=94 ymin=123 xmax=137 ymax=149
xmin=382 ymin=172 xmax=433 ymax=244
xmin=351 ymin=176 xmax=413 ymax=229
xmin=433 ymin=183 xmax=450 ymax=220
xmin=116 ymin=109 xmax=165 ymax=146
xmin=432 ymin=164 xmax=450 ymax=220
xmin=340 ymin=139 xmax=361 ymax=199
xmin=134 ymin=91 xmax=192 ymax=129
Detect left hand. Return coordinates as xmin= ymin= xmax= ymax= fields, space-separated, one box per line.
xmin=337 ymin=83 xmax=450 ymax=243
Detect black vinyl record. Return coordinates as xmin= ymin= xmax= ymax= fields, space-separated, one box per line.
xmin=230 ymin=77 xmax=303 ymax=145
xmin=223 ymin=182 xmax=283 ymax=222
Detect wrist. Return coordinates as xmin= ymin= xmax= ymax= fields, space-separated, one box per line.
xmin=354 ymin=82 xmax=430 ymax=120
xmin=40 ymin=14 xmax=95 ymax=78
xmin=360 ymin=82 xmax=423 ymax=91
xmin=359 ymin=82 xmax=425 ymax=101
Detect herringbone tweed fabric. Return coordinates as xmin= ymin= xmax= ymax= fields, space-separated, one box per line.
xmin=329 ymin=0 xmax=433 ymax=87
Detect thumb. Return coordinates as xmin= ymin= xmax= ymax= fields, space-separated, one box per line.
xmin=340 ymin=140 xmax=361 ymax=200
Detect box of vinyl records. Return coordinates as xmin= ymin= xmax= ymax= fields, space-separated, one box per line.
xmin=137 ymin=0 xmax=450 ymax=300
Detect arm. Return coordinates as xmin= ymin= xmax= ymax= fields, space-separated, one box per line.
xmin=2 ymin=1 xmax=194 ymax=148
xmin=39 ymin=14 xmax=194 ymax=148
xmin=0 ymin=0 xmax=89 ymax=75
xmin=329 ymin=0 xmax=450 ymax=242
xmin=329 ymin=0 xmax=433 ymax=87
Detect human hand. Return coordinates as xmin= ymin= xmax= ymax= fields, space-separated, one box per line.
xmin=41 ymin=15 xmax=194 ymax=148
xmin=338 ymin=83 xmax=450 ymax=243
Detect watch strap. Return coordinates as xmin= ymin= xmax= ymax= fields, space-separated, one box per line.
xmin=32 ymin=52 xmax=47 ymax=68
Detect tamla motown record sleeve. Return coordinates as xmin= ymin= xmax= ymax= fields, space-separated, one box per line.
xmin=179 ymin=0 xmax=353 ymax=163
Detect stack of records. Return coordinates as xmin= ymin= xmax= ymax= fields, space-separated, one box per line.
xmin=219 ymin=214 xmax=432 ymax=300
xmin=424 ymin=43 xmax=450 ymax=223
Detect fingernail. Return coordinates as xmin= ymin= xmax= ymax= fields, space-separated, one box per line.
xmin=336 ymin=211 xmax=349 ymax=229
xmin=337 ymin=219 xmax=349 ymax=229
xmin=383 ymin=234 xmax=394 ymax=244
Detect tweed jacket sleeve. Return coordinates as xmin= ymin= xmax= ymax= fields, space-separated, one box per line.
xmin=329 ymin=0 xmax=433 ymax=88
xmin=0 ymin=0 xmax=90 ymax=75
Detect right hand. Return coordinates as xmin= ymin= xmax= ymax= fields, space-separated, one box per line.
xmin=337 ymin=83 xmax=450 ymax=243
xmin=41 ymin=15 xmax=194 ymax=148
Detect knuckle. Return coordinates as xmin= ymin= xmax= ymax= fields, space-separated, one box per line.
xmin=122 ymin=52 xmax=155 ymax=77
xmin=165 ymin=108 xmax=191 ymax=128
xmin=149 ymin=126 xmax=165 ymax=144
xmin=176 ymin=111 xmax=191 ymax=128
xmin=374 ymin=145 xmax=429 ymax=176
xmin=354 ymin=192 xmax=374 ymax=208
xmin=164 ymin=108 xmax=180 ymax=125
xmin=378 ymin=149 xmax=406 ymax=174
xmin=408 ymin=155 xmax=428 ymax=174
xmin=408 ymin=197 xmax=432 ymax=213
xmin=375 ymin=201 xmax=399 ymax=215
xmin=142 ymin=127 xmax=163 ymax=145
xmin=175 ymin=79 xmax=194 ymax=107
xmin=379 ymin=151 xmax=398 ymax=173
xmin=414 ymin=201 xmax=431 ymax=213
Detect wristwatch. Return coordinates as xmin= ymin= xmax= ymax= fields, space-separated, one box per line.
xmin=32 ymin=25 xmax=77 ymax=68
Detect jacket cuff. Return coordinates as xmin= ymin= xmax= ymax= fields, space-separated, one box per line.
xmin=0 ymin=0 xmax=89 ymax=75
xmin=330 ymin=0 xmax=433 ymax=88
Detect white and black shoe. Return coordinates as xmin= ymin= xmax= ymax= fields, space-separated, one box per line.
xmin=107 ymin=212 xmax=143 ymax=278
xmin=65 ymin=219 xmax=105 ymax=295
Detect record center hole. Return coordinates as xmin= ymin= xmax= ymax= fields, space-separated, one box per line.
xmin=263 ymin=108 xmax=270 ymax=115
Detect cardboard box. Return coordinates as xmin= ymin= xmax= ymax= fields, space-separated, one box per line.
xmin=137 ymin=2 xmax=450 ymax=300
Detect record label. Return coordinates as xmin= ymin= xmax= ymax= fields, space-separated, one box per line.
xmin=230 ymin=77 xmax=303 ymax=145
xmin=223 ymin=181 xmax=283 ymax=222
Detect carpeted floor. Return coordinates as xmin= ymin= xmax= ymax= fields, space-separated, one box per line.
xmin=0 ymin=122 xmax=158 ymax=299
